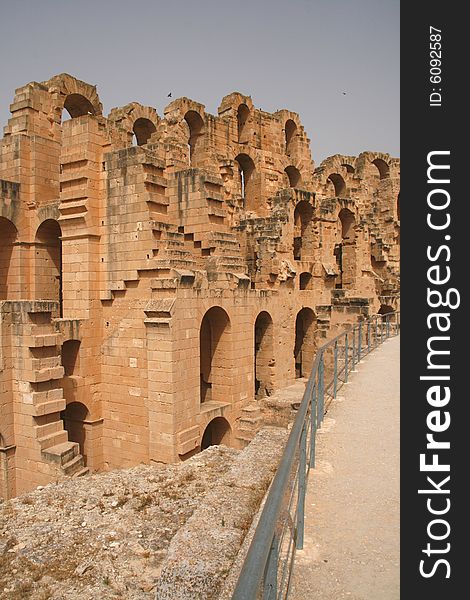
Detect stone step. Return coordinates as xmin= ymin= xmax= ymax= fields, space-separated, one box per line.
xmin=62 ymin=454 xmax=85 ymax=476
xmin=72 ymin=467 xmax=90 ymax=478
xmin=35 ymin=420 xmax=63 ymax=439
xmin=42 ymin=441 xmax=79 ymax=466
xmin=32 ymin=399 xmax=66 ymax=417
xmin=38 ymin=430 xmax=69 ymax=451
xmin=29 ymin=366 xmax=64 ymax=383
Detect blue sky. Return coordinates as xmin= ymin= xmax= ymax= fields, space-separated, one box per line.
xmin=0 ymin=0 xmax=399 ymax=163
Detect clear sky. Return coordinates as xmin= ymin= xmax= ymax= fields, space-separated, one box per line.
xmin=0 ymin=0 xmax=399 ymax=164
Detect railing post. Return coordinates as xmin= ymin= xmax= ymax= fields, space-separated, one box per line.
xmin=317 ymin=353 xmax=324 ymax=427
xmin=263 ymin=534 xmax=279 ymax=600
xmin=381 ymin=316 xmax=385 ymax=343
xmin=358 ymin=321 xmax=362 ymax=361
xmin=367 ymin=320 xmax=371 ymax=354
xmin=374 ymin=316 xmax=378 ymax=348
xmin=344 ymin=333 xmax=349 ymax=383
xmin=309 ymin=383 xmax=317 ymax=469
xmin=386 ymin=316 xmax=390 ymax=338
xmin=333 ymin=341 xmax=338 ymax=398
xmin=297 ymin=422 xmax=307 ymax=550
xmin=352 ymin=326 xmax=356 ymax=369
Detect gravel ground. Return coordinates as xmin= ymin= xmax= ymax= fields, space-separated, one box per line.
xmin=290 ymin=335 xmax=400 ymax=600
xmin=0 ymin=445 xmax=238 ymax=600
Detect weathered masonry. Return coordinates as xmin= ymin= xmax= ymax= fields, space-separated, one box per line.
xmin=0 ymin=74 xmax=400 ymax=499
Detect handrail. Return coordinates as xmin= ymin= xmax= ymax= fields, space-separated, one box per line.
xmin=232 ymin=311 xmax=400 ymax=600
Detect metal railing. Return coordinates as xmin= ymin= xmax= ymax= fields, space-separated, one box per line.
xmin=232 ymin=311 xmax=400 ymax=600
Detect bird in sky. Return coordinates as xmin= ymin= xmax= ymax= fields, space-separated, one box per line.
xmin=342 ymin=92 xmax=347 ymax=95
xmin=167 ymin=92 xmax=172 ymax=98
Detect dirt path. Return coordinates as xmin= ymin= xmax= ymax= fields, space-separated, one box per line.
xmin=290 ymin=335 xmax=400 ymax=600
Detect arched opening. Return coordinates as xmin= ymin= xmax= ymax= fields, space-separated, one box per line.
xmin=341 ymin=163 xmax=355 ymax=174
xmin=237 ymin=104 xmax=250 ymax=144
xmin=293 ymin=200 xmax=314 ymax=261
xmin=294 ymin=308 xmax=317 ymax=378
xmin=62 ymin=94 xmax=96 ymax=120
xmin=201 ymin=417 xmax=231 ymax=450
xmin=200 ymin=307 xmax=231 ymax=404
xmin=35 ymin=220 xmax=62 ymax=314
xmin=285 ymin=119 xmax=297 ymax=155
xmin=299 ymin=272 xmax=312 ymax=290
xmin=327 ymin=173 xmax=347 ymax=197
xmin=60 ymin=401 xmax=89 ymax=464
xmin=254 ymin=311 xmax=274 ymax=398
xmin=0 ymin=217 xmax=18 ymax=300
xmin=133 ymin=118 xmax=157 ymax=146
xmin=61 ymin=340 xmax=81 ymax=376
xmin=184 ymin=110 xmax=205 ymax=166
xmin=334 ymin=208 xmax=356 ymax=289
xmin=285 ymin=166 xmax=301 ymax=188
xmin=372 ymin=158 xmax=390 ymax=180
xmin=235 ymin=153 xmax=257 ymax=210
xmin=379 ymin=304 xmax=395 ymax=315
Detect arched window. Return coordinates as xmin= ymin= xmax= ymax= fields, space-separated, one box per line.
xmin=200 ymin=307 xmax=231 ymax=404
xmin=327 ymin=173 xmax=347 ymax=197
xmin=294 ymin=308 xmax=317 ymax=378
xmin=133 ymin=118 xmax=157 ymax=146
xmin=372 ymin=158 xmax=390 ymax=180
xmin=62 ymin=94 xmax=96 ymax=121
xmin=285 ymin=119 xmax=297 ymax=155
xmin=60 ymin=401 xmax=89 ymax=464
xmin=335 ymin=208 xmax=356 ymax=289
xmin=235 ymin=153 xmax=256 ymax=210
xmin=299 ymin=272 xmax=312 ymax=290
xmin=0 ymin=217 xmax=18 ymax=300
xmin=237 ymin=104 xmax=250 ymax=144
xmin=254 ymin=311 xmax=274 ymax=398
xmin=341 ymin=163 xmax=355 ymax=174
xmin=293 ymin=200 xmax=314 ymax=261
xmin=285 ymin=166 xmax=301 ymax=188
xmin=184 ymin=110 xmax=205 ymax=166
xmin=35 ymin=220 xmax=62 ymax=313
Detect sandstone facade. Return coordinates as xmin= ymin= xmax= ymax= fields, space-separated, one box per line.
xmin=0 ymin=74 xmax=400 ymax=499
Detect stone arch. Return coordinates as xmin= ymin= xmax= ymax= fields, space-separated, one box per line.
xmin=327 ymin=173 xmax=347 ymax=197
xmin=285 ymin=119 xmax=297 ymax=155
xmin=237 ymin=103 xmax=250 ymax=144
xmin=44 ymin=73 xmax=103 ymax=124
xmin=0 ymin=217 xmax=18 ymax=300
xmin=199 ymin=307 xmax=232 ymax=404
xmin=133 ymin=118 xmax=157 ymax=146
xmin=341 ymin=163 xmax=355 ymax=174
xmin=107 ymin=103 xmax=160 ymax=147
xmin=254 ymin=311 xmax=274 ymax=398
xmin=372 ymin=158 xmax=390 ymax=180
xmin=334 ymin=208 xmax=356 ymax=289
xmin=299 ymin=272 xmax=313 ymax=290
xmin=201 ymin=417 xmax=232 ymax=450
xmin=235 ymin=153 xmax=257 ymax=211
xmin=285 ymin=165 xmax=302 ymax=188
xmin=184 ymin=110 xmax=205 ymax=166
xmin=294 ymin=307 xmax=317 ymax=378
xmin=293 ymin=200 xmax=314 ymax=261
xmin=34 ymin=219 xmax=62 ymax=311
xmin=60 ymin=401 xmax=89 ymax=464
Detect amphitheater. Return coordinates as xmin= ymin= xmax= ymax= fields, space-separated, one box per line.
xmin=0 ymin=73 xmax=399 ymax=501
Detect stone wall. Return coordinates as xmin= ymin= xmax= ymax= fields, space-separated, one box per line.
xmin=0 ymin=73 xmax=399 ymax=498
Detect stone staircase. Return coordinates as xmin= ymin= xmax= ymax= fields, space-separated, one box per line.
xmin=27 ymin=319 xmax=89 ymax=479
xmin=236 ymin=403 xmax=264 ymax=447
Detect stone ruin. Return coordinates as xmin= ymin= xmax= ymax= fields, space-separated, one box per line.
xmin=0 ymin=74 xmax=399 ymax=500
